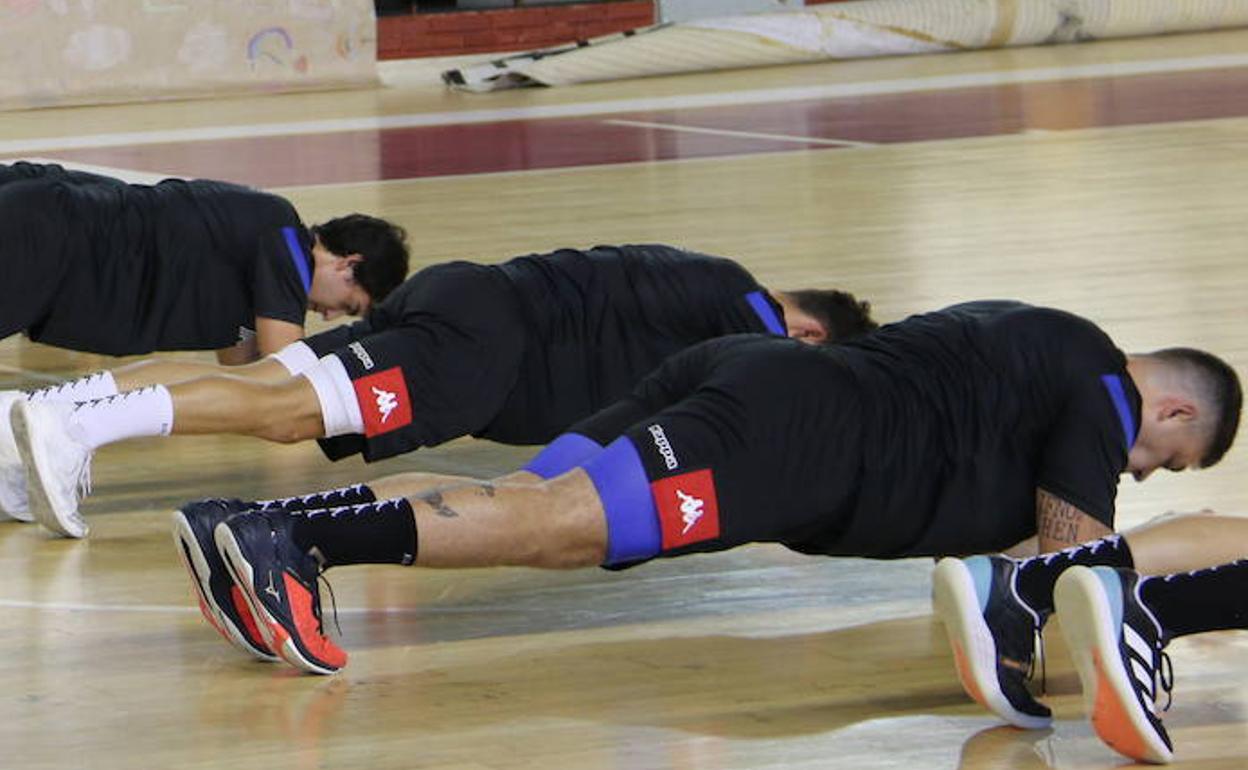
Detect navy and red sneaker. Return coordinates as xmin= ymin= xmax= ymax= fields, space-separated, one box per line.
xmin=214 ymin=509 xmax=347 ymax=675
xmin=1055 ymin=566 xmax=1174 ymax=764
xmin=172 ymin=499 xmax=277 ymax=661
xmin=171 ymin=485 xmax=375 ymax=661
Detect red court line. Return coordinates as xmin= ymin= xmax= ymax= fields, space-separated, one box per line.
xmin=41 ymin=66 xmax=1248 ymax=188
xmin=649 ymin=66 xmax=1248 ymax=142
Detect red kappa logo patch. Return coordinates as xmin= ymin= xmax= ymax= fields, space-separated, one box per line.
xmin=651 ymin=469 xmax=721 ymax=549
xmin=353 ymin=367 xmax=412 ymax=437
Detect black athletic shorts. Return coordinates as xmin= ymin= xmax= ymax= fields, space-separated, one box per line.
xmin=2 ymin=164 xmax=135 ymax=343
xmin=308 ymin=262 xmax=527 ymax=462
xmin=523 ymin=335 xmax=867 ymax=567
xmin=0 ymin=175 xmax=74 ymax=341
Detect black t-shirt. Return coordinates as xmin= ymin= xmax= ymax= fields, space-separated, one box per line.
xmin=567 ymin=303 xmax=1137 ymax=564
xmin=788 ymin=300 xmax=1140 ymax=556
xmin=307 ymin=244 xmax=786 ymax=453
xmin=484 ymin=244 xmax=785 ymax=442
xmin=3 ymin=163 xmax=311 ymax=354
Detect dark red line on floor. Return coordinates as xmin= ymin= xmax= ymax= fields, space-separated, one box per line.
xmin=37 ymin=66 xmax=1248 ymax=188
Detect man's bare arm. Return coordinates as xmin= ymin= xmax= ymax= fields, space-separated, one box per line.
xmin=254 ymin=316 xmax=305 ymax=357
xmin=1036 ymin=488 xmax=1112 ymax=553
xmin=215 ymin=334 xmax=260 ymax=365
xmin=999 ymin=535 xmax=1038 ymax=559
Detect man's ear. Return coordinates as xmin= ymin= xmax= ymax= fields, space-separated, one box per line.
xmin=338 ymin=252 xmax=364 ymax=270
xmin=1159 ymin=396 xmax=1199 ymax=424
xmin=795 ymin=324 xmax=828 ymax=343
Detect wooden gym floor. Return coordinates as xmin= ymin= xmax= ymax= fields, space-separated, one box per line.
xmin=2 ymin=28 xmax=1248 ymax=769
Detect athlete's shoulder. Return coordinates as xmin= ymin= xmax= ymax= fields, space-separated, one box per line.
xmin=958 ymin=302 xmax=1124 ymax=375
xmin=175 ymin=178 xmax=300 ymax=222
xmin=692 ymin=332 xmax=813 ymax=366
xmin=378 ymin=260 xmax=508 ymax=317
xmin=990 ymin=303 xmax=1112 ymax=344
xmin=618 ymin=243 xmax=748 ymax=268
xmin=500 ymin=243 xmax=749 ymax=275
xmin=932 ymin=300 xmax=1106 ymax=337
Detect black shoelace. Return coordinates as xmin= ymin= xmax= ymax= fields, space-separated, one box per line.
xmin=317 ymin=572 xmax=344 ymax=637
xmin=1155 ymin=649 xmax=1174 ymax=712
xmin=306 ymin=549 xmax=343 ymax=638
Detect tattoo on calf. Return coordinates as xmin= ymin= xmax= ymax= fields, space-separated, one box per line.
xmin=420 ymin=491 xmax=459 ymax=518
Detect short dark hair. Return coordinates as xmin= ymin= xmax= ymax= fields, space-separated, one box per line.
xmin=311 ymin=214 xmax=409 ymax=303
xmin=786 ymin=288 xmax=878 ymax=342
xmin=1149 ymin=347 xmax=1242 ymax=467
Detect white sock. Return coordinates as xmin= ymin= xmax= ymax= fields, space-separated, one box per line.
xmin=27 ymin=371 xmax=119 ymax=403
xmin=301 ymin=356 xmax=365 ymax=437
xmin=67 ymin=385 xmax=175 ymax=451
xmin=270 ymin=341 xmax=320 ymax=376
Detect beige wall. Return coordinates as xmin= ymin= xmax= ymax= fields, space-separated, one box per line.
xmin=0 ymin=0 xmax=377 ymax=111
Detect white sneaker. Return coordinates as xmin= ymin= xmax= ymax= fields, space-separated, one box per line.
xmin=0 ymin=391 xmax=33 ymax=521
xmin=12 ymin=400 xmax=92 ymax=538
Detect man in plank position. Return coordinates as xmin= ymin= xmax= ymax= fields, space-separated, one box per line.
xmin=0 ymin=161 xmax=408 ymax=362
xmin=170 ymin=301 xmax=1240 ymax=674
xmin=5 ymin=243 xmax=875 ymax=535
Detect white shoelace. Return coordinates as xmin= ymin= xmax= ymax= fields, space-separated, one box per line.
xmin=75 ymin=453 xmax=93 ymax=500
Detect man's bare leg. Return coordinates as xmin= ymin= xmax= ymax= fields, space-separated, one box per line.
xmin=3 ymin=357 xmax=294 ymax=521
xmin=1124 ymin=510 xmax=1248 ymax=575
xmin=367 ymin=470 xmax=539 ymax=502
xmin=997 ymin=510 xmax=1248 ymax=572
xmin=14 ymin=354 xmax=294 ymax=407
xmin=172 ymin=468 xmax=543 ymax=661
xmin=166 ymin=375 xmax=325 ymax=441
xmin=15 ymin=366 xmax=334 ymax=537
xmin=211 ymin=468 xmax=610 ymax=672
xmin=112 ymin=356 xmax=291 ymax=392
xmin=400 ymin=470 xmax=605 ymax=568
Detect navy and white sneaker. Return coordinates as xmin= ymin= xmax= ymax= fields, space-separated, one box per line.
xmin=1055 ymin=566 xmax=1174 ymax=764
xmin=932 ymin=556 xmax=1052 ymax=729
xmin=215 ymin=510 xmax=347 ymax=675
xmin=172 ymin=499 xmax=277 ymax=662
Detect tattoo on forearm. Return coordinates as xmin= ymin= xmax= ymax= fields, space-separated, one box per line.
xmin=1037 ymin=491 xmax=1082 ymax=546
xmin=475 ymin=483 xmax=496 ymax=498
xmin=419 ymin=491 xmax=459 ymax=518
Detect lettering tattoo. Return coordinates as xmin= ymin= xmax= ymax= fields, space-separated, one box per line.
xmin=1036 ymin=490 xmax=1085 ymax=547
xmin=419 ymin=491 xmax=459 ymax=518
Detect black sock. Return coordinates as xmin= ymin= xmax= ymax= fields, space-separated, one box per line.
xmin=258 ymin=483 xmax=376 ymax=512
xmin=1015 ymin=534 xmax=1135 ymax=616
xmin=1140 ymin=559 xmax=1248 ymax=640
xmin=289 ymin=498 xmax=417 ymax=567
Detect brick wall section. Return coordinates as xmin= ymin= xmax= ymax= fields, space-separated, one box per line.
xmin=377 ymin=2 xmax=656 ymax=60
xmin=378 ymin=1 xmax=855 ymax=60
